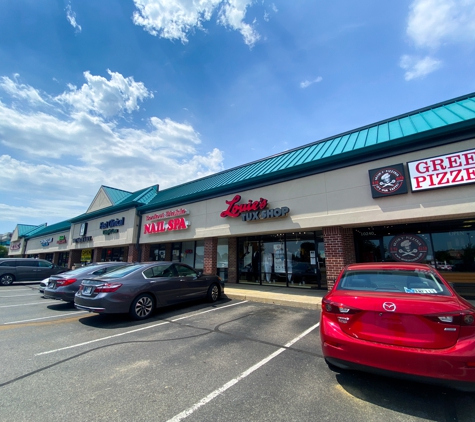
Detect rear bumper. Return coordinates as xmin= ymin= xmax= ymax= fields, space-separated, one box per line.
xmin=74 ymin=304 xmax=106 ymax=313
xmin=321 ymin=316 xmax=475 ymax=391
xmin=43 ymin=289 xmax=75 ymax=302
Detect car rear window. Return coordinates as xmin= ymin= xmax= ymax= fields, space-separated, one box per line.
xmin=337 ymin=269 xmax=452 ymax=296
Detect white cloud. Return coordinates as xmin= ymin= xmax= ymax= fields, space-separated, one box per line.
xmin=0 ymin=72 xmax=225 ymax=229
xmin=66 ymin=2 xmax=82 ymax=33
xmin=300 ymin=77 xmax=323 ymax=88
xmin=399 ymin=55 xmax=442 ymax=80
xmin=401 ymin=0 xmax=475 ymax=79
xmin=132 ymin=0 xmax=260 ymax=47
xmin=407 ymin=0 xmax=475 ymax=49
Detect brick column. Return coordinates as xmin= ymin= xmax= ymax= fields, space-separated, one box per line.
xmin=141 ymin=243 xmax=151 ymax=262
xmin=323 ymin=226 xmax=356 ymax=290
xmin=93 ymin=248 xmax=103 ymax=262
xmin=204 ymin=237 xmax=218 ymax=274
xmin=68 ymin=250 xmax=82 ymax=269
xmin=227 ymin=237 xmax=238 ymax=283
xmin=127 ymin=244 xmax=140 ymax=263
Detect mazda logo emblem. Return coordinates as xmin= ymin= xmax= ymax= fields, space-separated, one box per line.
xmin=383 ymin=302 xmax=396 ymax=312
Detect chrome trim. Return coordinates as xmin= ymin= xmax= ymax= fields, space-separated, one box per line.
xmin=74 ymin=304 xmax=105 ymax=312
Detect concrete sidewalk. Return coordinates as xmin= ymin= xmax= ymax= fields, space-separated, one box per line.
xmin=223 ymin=283 xmax=326 ymax=310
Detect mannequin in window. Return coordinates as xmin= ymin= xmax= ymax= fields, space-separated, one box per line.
xmin=263 ymin=252 xmax=273 ymax=283
xmin=251 ymin=244 xmax=261 ymax=283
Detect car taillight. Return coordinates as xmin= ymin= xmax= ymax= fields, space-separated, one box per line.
xmin=322 ymin=298 xmax=360 ymax=323
xmin=94 ymin=283 xmax=122 ymax=293
xmin=56 ymin=278 xmax=77 ymax=286
xmin=425 ymin=310 xmax=475 ymax=326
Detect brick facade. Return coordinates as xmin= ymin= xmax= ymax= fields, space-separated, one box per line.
xmin=127 ymin=244 xmax=140 ymax=262
xmin=203 ymin=237 xmax=218 ymax=274
xmin=323 ymin=226 xmax=356 ymax=290
xmin=227 ymin=237 xmax=238 ymax=283
xmin=68 ymin=249 xmax=82 ymax=269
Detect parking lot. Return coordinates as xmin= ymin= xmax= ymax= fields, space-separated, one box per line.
xmin=1 ymin=283 xmax=475 ymax=422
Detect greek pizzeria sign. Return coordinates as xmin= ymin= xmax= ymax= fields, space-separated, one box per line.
xmin=407 ymin=148 xmax=475 ymax=192
xmin=220 ymin=195 xmax=290 ymax=221
xmin=144 ymin=208 xmax=190 ymax=234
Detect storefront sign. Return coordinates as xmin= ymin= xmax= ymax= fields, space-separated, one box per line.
xmin=144 ymin=217 xmax=190 ymax=234
xmin=368 ymin=164 xmax=408 ymax=198
xmin=73 ymin=236 xmax=93 ymax=243
xmin=79 ymin=223 xmax=88 ymax=236
xmin=389 ymin=234 xmax=428 ymax=262
xmin=103 ymin=229 xmax=119 ymax=235
xmin=40 ymin=237 xmax=53 ymax=247
xmin=220 ymin=195 xmax=290 ymax=222
xmin=9 ymin=242 xmax=21 ymax=251
xmin=81 ymin=249 xmax=92 ymax=261
xmin=407 ymin=148 xmax=475 ymax=192
xmin=100 ymin=217 xmax=125 ymax=229
xmin=57 ymin=235 xmax=67 ymax=244
xmin=146 ymin=208 xmax=189 ymax=221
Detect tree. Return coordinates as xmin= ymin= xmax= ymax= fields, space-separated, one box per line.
xmin=0 ymin=245 xmax=8 ymax=258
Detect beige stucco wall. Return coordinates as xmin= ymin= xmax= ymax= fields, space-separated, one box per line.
xmin=140 ymin=138 xmax=475 ymax=244
xmin=26 ymin=230 xmax=70 ymax=255
xmin=69 ymin=208 xmax=138 ymax=250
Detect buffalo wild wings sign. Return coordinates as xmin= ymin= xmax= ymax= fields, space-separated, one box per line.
xmin=407 ymin=148 xmax=475 ymax=192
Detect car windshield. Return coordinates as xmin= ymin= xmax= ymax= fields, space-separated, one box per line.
xmin=97 ymin=264 xmax=144 ymax=279
xmin=337 ymin=269 xmax=452 ymax=296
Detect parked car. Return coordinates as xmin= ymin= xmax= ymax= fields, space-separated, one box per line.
xmin=0 ymin=258 xmax=67 ymax=286
xmin=43 ymin=262 xmax=131 ymax=303
xmin=39 ymin=278 xmax=50 ymax=293
xmin=75 ymin=262 xmax=224 ymax=320
xmin=321 ymin=262 xmax=475 ymax=392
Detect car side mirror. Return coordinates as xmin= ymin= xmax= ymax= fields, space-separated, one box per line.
xmin=196 ymin=271 xmax=203 ymax=278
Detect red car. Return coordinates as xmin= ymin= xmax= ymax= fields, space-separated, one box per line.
xmin=320 ymin=262 xmax=475 ymax=391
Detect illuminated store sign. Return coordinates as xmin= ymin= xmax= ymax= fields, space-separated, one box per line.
xmin=368 ymin=164 xmax=408 ymax=198
xmin=144 ymin=217 xmax=189 ymax=234
xmin=10 ymin=243 xmax=21 ymax=251
xmin=146 ymin=208 xmax=189 ymax=221
xmin=57 ymin=235 xmax=67 ymax=244
xmin=407 ymin=148 xmax=475 ymax=192
xmin=100 ymin=217 xmax=125 ymax=229
xmin=40 ymin=237 xmax=53 ymax=247
xmin=220 ymin=195 xmax=290 ymax=221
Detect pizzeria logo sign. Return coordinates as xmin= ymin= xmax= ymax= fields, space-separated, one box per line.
xmin=220 ymin=195 xmax=290 ymax=221
xmin=368 ymin=164 xmax=408 ymax=198
xmin=389 ymin=234 xmax=428 ymax=263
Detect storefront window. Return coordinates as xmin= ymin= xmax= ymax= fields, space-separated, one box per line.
xmin=237 ymin=232 xmax=325 ymax=289
xmin=217 ymin=238 xmax=228 ymax=281
xmin=181 ymin=241 xmax=195 ymax=267
xmin=149 ymin=244 xmax=166 ymax=261
xmin=57 ymin=252 xmax=69 ymax=267
xmin=195 ymin=240 xmax=204 ymax=269
xmin=432 ymin=230 xmax=475 ymax=272
xmin=101 ymin=247 xmax=124 ymax=262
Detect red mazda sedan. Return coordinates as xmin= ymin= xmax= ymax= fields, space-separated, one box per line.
xmin=320 ymin=262 xmax=475 ymax=391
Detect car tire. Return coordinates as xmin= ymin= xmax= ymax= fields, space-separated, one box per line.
xmin=206 ymin=283 xmax=220 ymax=303
xmin=129 ymin=294 xmax=155 ymax=320
xmin=0 ymin=274 xmax=14 ymax=286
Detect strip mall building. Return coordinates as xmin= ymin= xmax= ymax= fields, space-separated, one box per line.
xmin=8 ymin=93 xmax=475 ymax=293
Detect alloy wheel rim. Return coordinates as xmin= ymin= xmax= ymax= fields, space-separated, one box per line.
xmin=136 ymin=297 xmax=152 ymax=317
xmin=211 ymin=285 xmax=218 ymax=301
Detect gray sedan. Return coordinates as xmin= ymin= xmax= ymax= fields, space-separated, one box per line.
xmin=74 ymin=262 xmax=224 ymax=320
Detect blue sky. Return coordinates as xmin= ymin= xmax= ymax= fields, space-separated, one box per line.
xmin=1 ymin=0 xmax=475 ymax=235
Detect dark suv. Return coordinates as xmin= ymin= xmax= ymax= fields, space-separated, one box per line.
xmin=0 ymin=258 xmax=67 ymax=286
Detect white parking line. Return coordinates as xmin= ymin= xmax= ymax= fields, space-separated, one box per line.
xmin=0 ymin=289 xmax=36 ymax=292
xmin=0 ymin=294 xmax=43 ymax=298
xmin=167 ymin=322 xmax=320 ymax=422
xmin=0 ymin=301 xmax=56 ymax=308
xmin=35 ymin=301 xmax=248 ymax=356
xmin=4 ymin=311 xmax=88 ymax=325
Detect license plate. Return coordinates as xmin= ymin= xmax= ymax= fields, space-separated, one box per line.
xmin=83 ymin=286 xmax=93 ymax=295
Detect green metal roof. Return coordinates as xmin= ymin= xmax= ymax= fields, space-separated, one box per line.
xmin=17 ymin=224 xmax=46 ymax=237
xmin=25 ymin=220 xmax=71 ymax=239
xmin=102 ymin=186 xmax=132 ymax=205
xmin=70 ymin=185 xmax=159 ymax=223
xmin=139 ymin=92 xmax=475 ymax=212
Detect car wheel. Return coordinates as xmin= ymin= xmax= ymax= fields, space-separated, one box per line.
xmin=0 ymin=274 xmax=14 ymax=286
xmin=129 ymin=294 xmax=155 ymax=320
xmin=206 ymin=283 xmax=220 ymax=303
